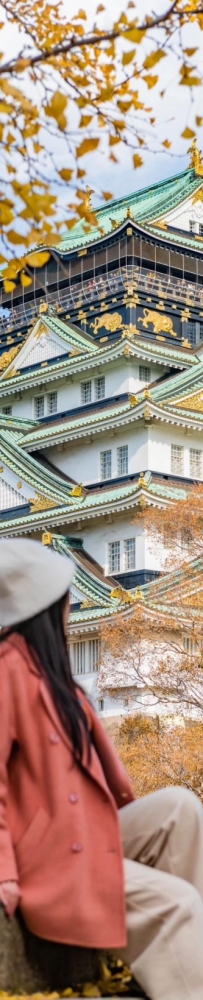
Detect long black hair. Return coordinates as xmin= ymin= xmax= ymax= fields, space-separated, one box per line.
xmin=1 ymin=593 xmax=91 ymax=764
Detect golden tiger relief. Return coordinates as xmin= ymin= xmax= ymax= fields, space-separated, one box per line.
xmin=91 ymin=312 xmax=123 ymax=335
xmin=138 ymin=308 xmax=177 ymax=337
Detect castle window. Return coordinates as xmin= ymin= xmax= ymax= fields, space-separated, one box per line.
xmin=171 ymin=444 xmax=184 ymax=476
xmin=124 ymin=537 xmax=136 ymax=570
xmin=47 ymin=391 xmax=57 ymax=415
xmin=81 ymin=380 xmax=91 ymax=404
xmin=117 ymin=445 xmax=128 ymax=476
xmin=2 ymin=405 xmax=12 ymax=415
xmin=190 ymin=448 xmax=202 ymax=479
xmin=89 ymin=639 xmax=99 ymax=672
xmin=34 ymin=395 xmax=44 ymax=419
xmin=71 ymin=641 xmax=86 ymax=674
xmin=189 ymin=220 xmax=195 ymax=233
xmin=199 ymin=224 xmax=203 ymax=237
xmin=98 ymin=699 xmax=104 ymax=712
xmin=108 ymin=540 xmax=120 ymax=573
xmin=100 ymin=449 xmax=111 ymax=480
xmin=95 ymin=376 xmax=105 ymax=400
xmin=139 ymin=365 xmax=151 ymax=383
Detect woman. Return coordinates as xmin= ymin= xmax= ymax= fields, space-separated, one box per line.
xmin=0 ymin=538 xmax=203 ymax=1000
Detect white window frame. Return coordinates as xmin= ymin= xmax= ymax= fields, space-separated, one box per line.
xmin=108 ymin=540 xmax=120 ymax=574
xmin=190 ymin=448 xmax=202 ymax=479
xmin=34 ymin=395 xmax=44 ymax=419
xmin=124 ymin=537 xmax=136 ymax=570
xmin=95 ymin=376 xmax=105 ymax=400
xmin=81 ymin=380 xmax=92 ymax=404
xmin=2 ymin=405 xmax=12 ymax=415
xmin=88 ymin=639 xmax=99 ymax=673
xmin=171 ymin=444 xmax=184 ymax=476
xmin=117 ymin=445 xmax=128 ymax=476
xmin=100 ymin=449 xmax=112 ymax=481
xmin=47 ymin=391 xmax=57 ymax=415
xmin=189 ymin=219 xmax=196 ymax=233
xmin=139 ymin=364 xmax=151 ymax=383
xmin=71 ymin=641 xmax=86 ymax=675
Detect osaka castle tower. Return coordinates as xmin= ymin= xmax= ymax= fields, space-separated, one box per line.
xmin=1 ymin=139 xmax=203 ymax=719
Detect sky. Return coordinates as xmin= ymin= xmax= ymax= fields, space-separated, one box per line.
xmin=74 ymin=0 xmax=203 ymax=202
xmin=1 ymin=0 xmax=203 ymax=229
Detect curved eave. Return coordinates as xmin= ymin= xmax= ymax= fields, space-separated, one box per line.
xmin=20 ymin=397 xmax=203 ymax=453
xmin=0 ymin=336 xmax=194 ymax=398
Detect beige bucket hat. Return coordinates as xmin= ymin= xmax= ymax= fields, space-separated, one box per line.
xmin=0 ymin=537 xmax=75 ymax=627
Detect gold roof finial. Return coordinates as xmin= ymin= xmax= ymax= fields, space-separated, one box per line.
xmin=188 ymin=138 xmax=203 ymax=177
xmin=84 ymin=185 xmax=93 ymax=210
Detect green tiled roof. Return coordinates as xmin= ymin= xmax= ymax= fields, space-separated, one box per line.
xmin=148 ymin=223 xmax=203 ymax=253
xmin=46 ymin=314 xmax=97 ymax=352
xmin=52 ymin=534 xmax=114 ymax=608
xmin=152 ymin=356 xmax=203 ymax=405
xmin=0 ymin=475 xmax=188 ymax=535
xmin=0 ymin=331 xmax=195 ymax=399
xmin=0 ymin=430 xmax=73 ymax=502
xmin=20 ymin=399 xmax=134 ymax=450
xmin=52 ymin=168 xmax=202 ymax=255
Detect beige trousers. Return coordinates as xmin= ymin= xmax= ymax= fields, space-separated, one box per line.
xmin=118 ymin=786 xmax=203 ymax=1000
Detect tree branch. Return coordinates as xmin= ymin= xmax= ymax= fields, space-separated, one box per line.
xmin=0 ymin=0 xmax=182 ymax=78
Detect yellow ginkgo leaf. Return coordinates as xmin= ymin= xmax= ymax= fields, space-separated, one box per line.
xmin=102 ymin=191 xmax=113 ymax=200
xmin=109 ymin=134 xmax=121 ymax=145
xmin=74 ymin=8 xmax=87 ymax=18
xmin=122 ymin=48 xmax=135 ymax=66
xmin=5 ymin=230 xmax=24 ymax=244
xmin=181 ymin=127 xmax=195 ymax=139
xmin=184 ymin=47 xmax=198 ymax=56
xmin=143 ymin=74 xmax=159 ymax=89
xmin=21 ymin=272 xmax=32 ymax=287
xmin=76 ymin=138 xmax=99 ymax=157
xmin=180 ymin=74 xmax=201 ymax=86
xmin=25 ymin=250 xmax=50 ymax=268
xmin=196 ymin=116 xmax=203 ymax=126
xmin=96 ymin=3 xmax=105 ymax=10
xmin=3 ymin=279 xmax=16 ymax=292
xmin=122 ymin=27 xmax=146 ymax=43
xmin=143 ymin=49 xmax=166 ymax=70
xmin=59 ymin=168 xmax=73 ymax=181
xmin=133 ymin=153 xmax=143 ymax=168
xmin=162 ymin=139 xmax=171 ymax=148
xmin=77 ymin=167 xmax=86 ymax=178
xmin=44 ymin=92 xmax=68 ymax=124
xmin=79 ymin=115 xmax=93 ymax=127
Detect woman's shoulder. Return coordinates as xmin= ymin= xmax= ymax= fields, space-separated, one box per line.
xmin=0 ymin=632 xmax=31 ymax=671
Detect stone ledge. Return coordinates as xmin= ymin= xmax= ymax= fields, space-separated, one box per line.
xmin=0 ymin=907 xmax=148 ymax=999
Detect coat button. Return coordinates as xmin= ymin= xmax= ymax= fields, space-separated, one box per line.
xmin=49 ymin=732 xmax=60 ymax=744
xmin=69 ymin=793 xmax=78 ymax=804
xmin=71 ymin=842 xmax=83 ymax=853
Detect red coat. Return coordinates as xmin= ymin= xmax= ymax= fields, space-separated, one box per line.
xmin=0 ymin=635 xmax=134 ymax=949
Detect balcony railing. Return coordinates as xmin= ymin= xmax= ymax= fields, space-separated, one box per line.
xmin=0 ymin=264 xmax=202 ymax=337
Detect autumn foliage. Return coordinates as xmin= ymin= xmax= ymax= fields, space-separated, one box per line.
xmin=113 ymin=714 xmax=203 ymax=800
xmin=0 ymin=0 xmax=203 ymax=278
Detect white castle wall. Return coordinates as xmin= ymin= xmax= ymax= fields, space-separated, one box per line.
xmin=166 ymin=194 xmax=203 ymax=232
xmin=0 ymin=361 xmax=166 ymax=420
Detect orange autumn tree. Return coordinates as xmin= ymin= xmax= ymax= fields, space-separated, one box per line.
xmin=0 ymin=0 xmax=203 ymax=281
xmin=99 ymin=485 xmax=203 ymax=795
xmin=112 ymin=715 xmax=203 ymax=799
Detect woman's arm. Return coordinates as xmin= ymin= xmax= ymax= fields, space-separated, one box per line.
xmin=0 ymin=646 xmax=20 ymax=886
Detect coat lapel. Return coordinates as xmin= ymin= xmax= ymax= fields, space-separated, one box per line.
xmin=40 ymin=679 xmax=112 ymax=798
xmin=39 ymin=679 xmax=72 ymax=752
